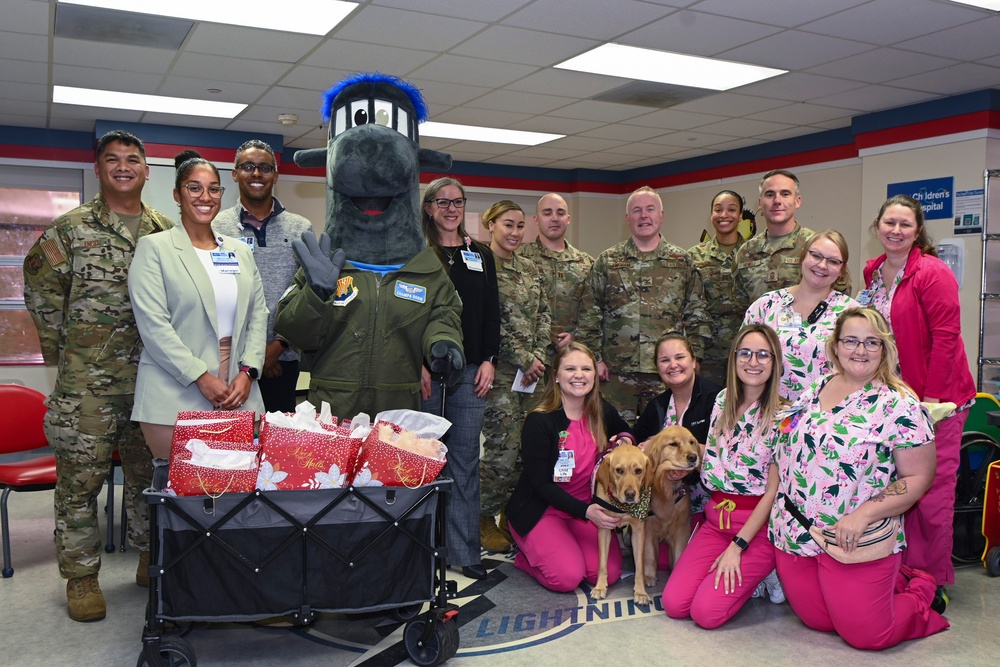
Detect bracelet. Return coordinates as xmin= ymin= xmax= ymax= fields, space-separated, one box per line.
xmin=732 ymin=535 xmax=749 ymax=551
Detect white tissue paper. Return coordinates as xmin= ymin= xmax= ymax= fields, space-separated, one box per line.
xmin=185 ymin=439 xmax=259 ymax=470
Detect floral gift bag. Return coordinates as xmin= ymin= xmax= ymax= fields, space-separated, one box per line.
xmin=165 ymin=411 xmax=260 ymax=497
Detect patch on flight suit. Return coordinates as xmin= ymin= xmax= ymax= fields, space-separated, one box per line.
xmin=394 ymin=280 xmax=426 ymax=303
xmin=40 ymin=238 xmax=66 ymax=267
xmin=24 ymin=252 xmax=43 ymax=275
xmin=332 ymin=276 xmax=359 ymax=307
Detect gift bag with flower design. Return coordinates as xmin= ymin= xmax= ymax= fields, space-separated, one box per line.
xmin=166 ymin=411 xmax=260 ymax=496
xmin=256 ymin=402 xmax=363 ymax=490
xmin=352 ymin=409 xmax=450 ymax=487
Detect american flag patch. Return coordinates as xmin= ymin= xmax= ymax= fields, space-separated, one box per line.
xmin=40 ymin=238 xmax=66 ymax=267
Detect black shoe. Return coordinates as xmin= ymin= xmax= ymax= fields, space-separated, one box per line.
xmin=931 ymin=586 xmax=949 ymax=615
xmin=461 ymin=564 xmax=488 ymax=580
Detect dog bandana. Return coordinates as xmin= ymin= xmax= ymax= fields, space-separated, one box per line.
xmin=601 ymin=485 xmax=653 ymax=520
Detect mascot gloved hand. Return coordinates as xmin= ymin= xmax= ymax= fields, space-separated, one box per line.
xmin=429 ymin=339 xmax=465 ymax=387
xmin=292 ymin=230 xmax=347 ymax=301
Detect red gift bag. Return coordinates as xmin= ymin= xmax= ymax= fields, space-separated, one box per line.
xmin=166 ymin=411 xmax=259 ymax=496
xmin=352 ymin=421 xmax=446 ymax=488
xmin=257 ymin=415 xmax=362 ymax=490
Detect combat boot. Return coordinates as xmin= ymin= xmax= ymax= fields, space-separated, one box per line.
xmin=67 ymin=574 xmax=106 ymax=622
xmin=497 ymin=507 xmax=512 ymax=542
xmin=136 ymin=550 xmax=150 ymax=588
xmin=480 ymin=515 xmax=512 ymax=553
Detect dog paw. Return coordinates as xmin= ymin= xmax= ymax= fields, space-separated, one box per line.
xmin=634 ymin=590 xmax=651 ymax=606
xmin=644 ymin=574 xmax=657 ymax=588
xmin=590 ymin=586 xmax=607 ymax=600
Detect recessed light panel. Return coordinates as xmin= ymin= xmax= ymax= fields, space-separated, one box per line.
xmin=420 ymin=122 xmax=563 ymax=146
xmin=54 ymin=86 xmax=247 ymax=118
xmin=947 ymin=1 xmax=1000 ymax=10
xmin=555 ymin=44 xmax=786 ymax=91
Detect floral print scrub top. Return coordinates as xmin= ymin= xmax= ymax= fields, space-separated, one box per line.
xmin=701 ymin=390 xmax=779 ymax=496
xmin=743 ymin=289 xmax=860 ymax=400
xmin=865 ymin=265 xmax=904 ymax=328
xmin=769 ymin=376 xmax=935 ymax=557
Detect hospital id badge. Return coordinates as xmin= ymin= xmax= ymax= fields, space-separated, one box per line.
xmin=857 ymin=289 xmax=874 ymax=306
xmin=553 ymin=449 xmax=575 ymax=483
xmin=240 ymin=235 xmax=256 ymax=252
xmin=211 ymin=251 xmax=240 ymax=274
xmin=461 ymin=250 xmax=484 ymax=272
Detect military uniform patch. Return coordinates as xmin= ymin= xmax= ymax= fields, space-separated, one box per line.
xmin=332 ymin=276 xmax=359 ymax=307
xmin=24 ymin=252 xmax=43 ymax=275
xmin=40 ymin=238 xmax=66 ymax=267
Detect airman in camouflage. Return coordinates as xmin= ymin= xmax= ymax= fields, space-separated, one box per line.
xmin=479 ymin=202 xmax=551 ymax=542
xmin=578 ymin=187 xmax=712 ymax=424
xmin=688 ymin=189 xmax=748 ymax=386
xmin=519 ymin=193 xmax=594 ymax=359
xmin=22 ymin=130 xmax=173 ymax=621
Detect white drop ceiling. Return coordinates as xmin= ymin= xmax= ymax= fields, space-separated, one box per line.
xmin=4 ymin=0 xmax=1000 ymax=170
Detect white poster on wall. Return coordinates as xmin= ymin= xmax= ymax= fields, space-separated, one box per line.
xmin=953 ymin=189 xmax=983 ymax=235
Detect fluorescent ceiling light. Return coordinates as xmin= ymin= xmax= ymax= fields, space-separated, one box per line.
xmin=58 ymin=0 xmax=358 ymax=36
xmin=555 ymin=43 xmax=786 ymax=91
xmin=947 ymin=1 xmax=1000 ymax=9
xmin=420 ymin=122 xmax=563 ymax=146
xmin=53 ymin=86 xmax=247 ymax=118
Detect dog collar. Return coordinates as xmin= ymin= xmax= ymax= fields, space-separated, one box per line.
xmin=599 ymin=486 xmax=653 ymax=520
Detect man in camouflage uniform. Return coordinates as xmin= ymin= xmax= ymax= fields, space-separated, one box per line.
xmin=519 ymin=193 xmax=593 ymax=359
xmin=733 ymin=169 xmax=849 ymax=313
xmin=22 ymin=130 xmax=173 ymax=622
xmin=688 ymin=191 xmax=746 ymax=386
xmin=578 ymin=186 xmax=712 ymax=423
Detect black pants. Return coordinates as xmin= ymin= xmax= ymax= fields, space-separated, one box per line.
xmin=258 ymin=359 xmax=300 ymax=413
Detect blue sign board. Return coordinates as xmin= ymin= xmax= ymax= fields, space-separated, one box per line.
xmin=886 ymin=177 xmax=953 ymax=220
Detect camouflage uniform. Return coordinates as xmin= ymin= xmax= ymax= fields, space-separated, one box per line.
xmin=518 ymin=238 xmax=594 ymax=358
xmin=22 ymin=193 xmax=173 ymax=579
xmin=687 ymin=234 xmax=745 ymax=387
xmin=732 ymin=224 xmax=815 ymax=313
xmin=578 ymin=236 xmax=712 ymax=423
xmin=480 ymin=253 xmax=551 ymax=516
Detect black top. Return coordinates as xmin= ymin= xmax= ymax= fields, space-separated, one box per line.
xmin=632 ymin=375 xmax=724 ymax=446
xmin=438 ymin=242 xmax=501 ymax=366
xmin=506 ymin=400 xmax=631 ymax=536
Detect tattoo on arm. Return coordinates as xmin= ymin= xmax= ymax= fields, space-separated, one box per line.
xmin=870 ymin=480 xmax=908 ymax=503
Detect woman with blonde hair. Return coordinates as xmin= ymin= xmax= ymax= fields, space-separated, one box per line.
xmin=505 ymin=342 xmax=634 ymax=591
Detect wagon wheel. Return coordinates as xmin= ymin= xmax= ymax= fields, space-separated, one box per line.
xmin=986 ymin=546 xmax=1000 ymax=577
xmin=391 ymin=602 xmax=424 ymax=623
xmin=404 ymin=617 xmax=459 ymax=667
xmin=953 ymin=434 xmax=1000 ymax=564
xmin=136 ymin=636 xmax=197 ymax=667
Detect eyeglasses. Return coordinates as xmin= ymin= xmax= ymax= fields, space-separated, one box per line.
xmin=183 ymin=183 xmax=225 ymax=199
xmin=736 ymin=348 xmax=773 ymax=363
xmin=838 ymin=337 xmax=883 ymax=352
xmin=433 ymin=197 xmax=467 ymax=209
xmin=806 ymin=249 xmax=844 ymax=268
xmin=236 ymin=162 xmax=276 ymax=174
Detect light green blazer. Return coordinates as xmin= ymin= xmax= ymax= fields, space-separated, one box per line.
xmin=129 ymin=224 xmax=268 ymax=424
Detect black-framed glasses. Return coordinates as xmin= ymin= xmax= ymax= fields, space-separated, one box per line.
xmin=806 ymin=249 xmax=844 ymax=268
xmin=736 ymin=348 xmax=773 ymax=363
xmin=183 ymin=183 xmax=225 ymax=199
xmin=433 ymin=197 xmax=467 ymax=209
xmin=838 ymin=337 xmax=883 ymax=352
xmin=236 ymin=162 xmax=276 ymax=174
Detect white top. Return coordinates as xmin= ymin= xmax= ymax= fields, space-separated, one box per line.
xmin=194 ymin=248 xmax=238 ymax=339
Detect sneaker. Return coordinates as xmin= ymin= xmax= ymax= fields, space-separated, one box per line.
xmin=67 ymin=574 xmax=106 ymax=622
xmin=480 ymin=515 xmax=512 ymax=553
xmin=932 ymin=585 xmax=950 ymax=615
xmin=752 ymin=581 xmax=766 ymax=599
xmin=136 ymin=550 xmax=150 ymax=588
xmin=762 ymin=569 xmax=785 ymax=604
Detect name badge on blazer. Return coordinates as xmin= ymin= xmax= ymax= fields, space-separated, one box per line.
xmin=240 ymin=235 xmax=256 ymax=252
xmin=394 ymin=281 xmax=427 ymax=303
xmin=211 ymin=251 xmax=240 ymax=274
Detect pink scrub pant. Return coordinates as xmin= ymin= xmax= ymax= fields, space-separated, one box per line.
xmin=775 ymin=548 xmax=949 ymax=650
xmin=662 ymin=494 xmax=774 ymax=628
xmin=510 ymin=507 xmax=622 ymax=593
xmin=902 ymin=408 xmax=968 ymax=585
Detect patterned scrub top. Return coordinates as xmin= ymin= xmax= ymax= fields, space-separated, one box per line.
xmin=866 ymin=265 xmax=904 ymax=327
xmin=701 ymin=390 xmax=779 ymax=496
xmin=769 ymin=376 xmax=935 ymax=557
xmin=743 ymin=289 xmax=860 ymax=401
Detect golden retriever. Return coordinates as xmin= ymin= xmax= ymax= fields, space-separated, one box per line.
xmin=591 ymin=443 xmax=653 ymax=604
xmin=641 ymin=425 xmax=701 ymax=587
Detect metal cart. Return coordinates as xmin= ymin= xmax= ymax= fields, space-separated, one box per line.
xmin=136 ymin=465 xmax=459 ymax=667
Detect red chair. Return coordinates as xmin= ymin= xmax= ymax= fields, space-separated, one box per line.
xmin=0 ymin=384 xmax=57 ymax=578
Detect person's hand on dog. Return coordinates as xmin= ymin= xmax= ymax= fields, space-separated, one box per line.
xmin=709 ymin=542 xmax=744 ymax=595
xmin=586 ymin=504 xmax=621 ymax=530
xmin=292 ymin=230 xmax=346 ymax=301
xmin=429 ymin=339 xmax=465 ymax=386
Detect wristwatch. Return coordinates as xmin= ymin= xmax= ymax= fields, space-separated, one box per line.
xmin=276 ymin=337 xmax=290 ymax=350
xmin=486 ymin=355 xmax=498 ymax=365
xmin=239 ymin=365 xmax=259 ymax=381
xmin=732 ymin=535 xmax=749 ymax=551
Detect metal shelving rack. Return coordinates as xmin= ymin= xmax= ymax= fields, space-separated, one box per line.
xmin=980 ymin=169 xmax=1000 ymax=394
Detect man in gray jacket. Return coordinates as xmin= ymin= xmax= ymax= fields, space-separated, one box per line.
xmin=213 ymin=139 xmax=312 ymax=412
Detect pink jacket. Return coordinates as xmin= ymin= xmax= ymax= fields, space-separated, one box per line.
xmin=863 ymin=245 xmax=976 ymax=405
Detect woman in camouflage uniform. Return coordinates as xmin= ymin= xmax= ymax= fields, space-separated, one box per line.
xmin=479 ymin=200 xmax=551 ymax=553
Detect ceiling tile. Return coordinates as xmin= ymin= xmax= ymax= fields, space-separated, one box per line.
xmin=692 ymin=0 xmax=871 ymax=27
xmin=278 ymin=66 xmax=355 ymax=93
xmin=0 ymin=30 xmax=50 ymax=63
xmin=670 ymin=93 xmax=791 ymax=117
xmin=546 ymin=136 xmax=629 ymax=152
xmin=0 ymin=81 xmax=48 ymax=103
xmin=407 ymin=54 xmax=539 ymax=88
xmin=184 ymin=24 xmax=321 ymax=62
xmin=373 ymin=0 xmax=534 ymax=22
xmin=548 ymin=100 xmax=651 ymax=123
xmin=890 ymin=62 xmax=1000 ymax=97
xmin=507 ymin=116 xmax=605 ymax=135
xmin=578 ymin=124 xmax=667 ymax=143
xmin=450 ymin=25 xmax=597 ymax=67
xmin=746 ymin=103 xmax=853 ymax=125
xmin=137 ymin=113 xmax=231 ymax=130
xmin=52 ymin=38 xmax=173 ymax=74
xmin=465 ymin=89 xmax=576 ymax=115
xmin=5 ymin=0 xmax=50 ymax=35
xmin=624 ymin=10 xmax=784 ymax=57
xmin=799 ymin=0 xmax=983 ymax=45
xmin=431 ymin=106 xmax=534 ymax=127
xmin=502 ymin=0 xmax=673 ymax=41
xmin=696 ymin=117 xmax=796 ymax=138
xmin=0 ymin=60 xmax=49 ymax=86
xmin=895 ymin=14 xmax=1000 ymax=62
xmin=52 ymin=65 xmax=161 ymax=95
xmin=170 ymin=52 xmax=294 ymax=85
xmin=718 ymin=29 xmax=873 ymax=70
xmin=505 ymin=68 xmax=627 ymax=98
xmin=157 ymin=77 xmax=270 ymax=104
xmin=622 ymin=108 xmax=728 ymax=131
xmin=811 ymin=83 xmax=955 ymax=112
xmin=735 ymin=72 xmax=865 ymax=102
xmin=646 ymin=130 xmax=738 ymax=148
xmin=807 ymin=48 xmax=957 ymax=83
xmin=303 ymin=40 xmax=437 ymax=75
xmin=334 ymin=5 xmax=486 ymax=52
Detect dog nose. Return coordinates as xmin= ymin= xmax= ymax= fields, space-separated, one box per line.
xmin=625 ymin=491 xmax=637 ymax=502
xmin=687 ymin=453 xmax=698 ymax=464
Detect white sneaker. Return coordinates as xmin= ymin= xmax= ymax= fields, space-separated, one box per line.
xmin=762 ymin=569 xmax=785 ymax=604
xmin=751 ymin=581 xmax=766 ymax=599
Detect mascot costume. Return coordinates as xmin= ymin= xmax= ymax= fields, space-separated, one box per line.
xmin=274 ymin=73 xmax=465 ymax=418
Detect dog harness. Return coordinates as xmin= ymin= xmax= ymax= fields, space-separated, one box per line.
xmin=594 ymin=485 xmax=653 ymax=520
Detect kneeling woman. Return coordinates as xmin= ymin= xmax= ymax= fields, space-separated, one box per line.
xmin=769 ymin=308 xmax=948 ymax=650
xmin=505 ymin=342 xmax=633 ymax=592
xmin=662 ymin=324 xmax=784 ymax=628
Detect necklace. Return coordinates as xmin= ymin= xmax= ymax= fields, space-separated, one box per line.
xmin=444 ymin=247 xmax=460 ymax=266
